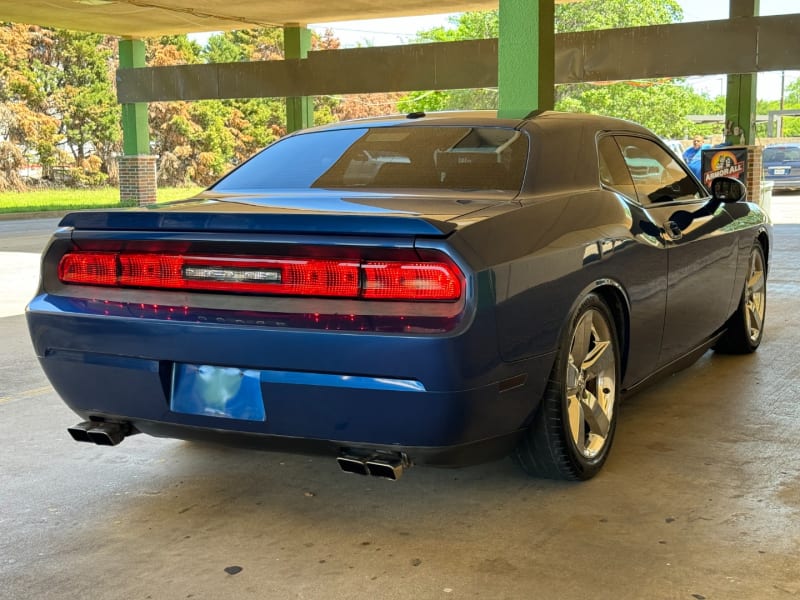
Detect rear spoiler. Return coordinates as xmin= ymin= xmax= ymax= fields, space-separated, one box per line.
xmin=58 ymin=211 xmax=457 ymax=237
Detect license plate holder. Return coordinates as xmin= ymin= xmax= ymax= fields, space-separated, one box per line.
xmin=171 ymin=364 xmax=265 ymax=421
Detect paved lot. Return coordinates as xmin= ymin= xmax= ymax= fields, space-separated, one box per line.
xmin=1 ymin=198 xmax=799 ymax=600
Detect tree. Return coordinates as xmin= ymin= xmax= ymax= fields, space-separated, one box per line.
xmin=554 ymin=0 xmax=682 ymax=33
xmin=147 ymin=35 xmax=244 ymax=186
xmin=756 ymin=93 xmax=800 ymax=138
xmin=396 ymin=2 xmax=725 ymax=138
xmin=559 ymin=81 xmax=716 ymax=139
xmin=48 ymin=31 xmax=120 ymax=174
xmin=0 ymin=25 xmax=61 ymax=184
xmin=0 ymin=24 xmax=120 ymax=186
xmin=786 ymin=77 xmax=800 ymax=105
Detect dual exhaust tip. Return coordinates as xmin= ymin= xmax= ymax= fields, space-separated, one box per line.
xmin=337 ymin=452 xmax=409 ymax=480
xmin=68 ymin=421 xmax=132 ymax=446
xmin=69 ymin=421 xmax=409 ymax=481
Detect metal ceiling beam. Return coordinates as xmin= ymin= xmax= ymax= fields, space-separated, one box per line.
xmin=117 ymin=15 xmax=800 ymax=104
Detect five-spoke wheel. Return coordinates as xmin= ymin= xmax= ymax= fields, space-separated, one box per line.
xmin=715 ymin=243 xmax=767 ymax=354
xmin=515 ymin=293 xmax=620 ymax=480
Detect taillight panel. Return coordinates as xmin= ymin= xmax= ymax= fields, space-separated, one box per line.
xmin=57 ymin=250 xmax=463 ymax=302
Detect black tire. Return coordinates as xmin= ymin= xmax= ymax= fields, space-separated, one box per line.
xmin=714 ymin=243 xmax=767 ymax=354
xmin=514 ymin=293 xmax=621 ymax=481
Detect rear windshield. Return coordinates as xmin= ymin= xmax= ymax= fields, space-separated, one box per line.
xmin=763 ymin=146 xmax=800 ymax=163
xmin=211 ymin=126 xmax=528 ymax=193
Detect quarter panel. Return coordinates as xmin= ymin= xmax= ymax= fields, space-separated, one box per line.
xmin=454 ymin=190 xmax=669 ymax=388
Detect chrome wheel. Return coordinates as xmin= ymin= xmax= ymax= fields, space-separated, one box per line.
xmin=744 ymin=248 xmax=766 ymax=344
xmin=714 ymin=242 xmax=767 ymax=355
xmin=565 ymin=308 xmax=617 ymax=459
xmin=514 ymin=293 xmax=621 ymax=480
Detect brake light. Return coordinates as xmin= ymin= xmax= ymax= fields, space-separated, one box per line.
xmin=58 ymin=251 xmax=462 ymax=301
xmin=362 ymin=262 xmax=460 ymax=300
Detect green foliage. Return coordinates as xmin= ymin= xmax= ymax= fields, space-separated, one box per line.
xmin=39 ymin=30 xmax=120 ymax=163
xmin=203 ymin=33 xmax=250 ymax=63
xmin=754 ymin=95 xmax=800 ymax=138
xmin=397 ymin=89 xmax=499 ymax=113
xmin=556 ymin=81 xmax=715 ymax=138
xmin=148 ymin=30 xmax=292 ymax=184
xmin=0 ymin=23 xmax=391 ymax=191
xmin=787 ymin=77 xmax=800 ymax=105
xmin=397 ymin=2 xmax=729 ymax=138
xmin=415 ymin=11 xmax=498 ymax=42
xmin=555 ymin=0 xmax=682 ymax=32
xmin=397 ymin=91 xmax=450 ymax=113
xmin=0 ymin=25 xmax=121 ymax=184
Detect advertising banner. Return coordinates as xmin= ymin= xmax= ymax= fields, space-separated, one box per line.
xmin=701 ymin=147 xmax=747 ymax=188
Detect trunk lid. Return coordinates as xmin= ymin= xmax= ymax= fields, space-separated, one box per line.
xmin=59 ymin=190 xmax=521 ymax=237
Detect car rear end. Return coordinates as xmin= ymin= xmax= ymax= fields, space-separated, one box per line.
xmin=28 ymin=207 xmax=546 ymax=474
xmin=27 ymin=115 xmax=551 ymax=476
xmin=763 ymin=144 xmax=800 ymax=191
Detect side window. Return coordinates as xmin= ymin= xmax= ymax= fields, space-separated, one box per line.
xmin=615 ymin=136 xmax=705 ymax=205
xmin=598 ymin=136 xmax=637 ymax=200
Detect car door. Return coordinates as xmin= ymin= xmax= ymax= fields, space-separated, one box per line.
xmin=616 ymin=135 xmax=739 ymax=364
xmin=604 ymin=135 xmax=739 ymax=367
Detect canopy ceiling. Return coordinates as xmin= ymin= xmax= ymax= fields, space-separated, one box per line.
xmin=0 ymin=1 xmax=583 ymax=37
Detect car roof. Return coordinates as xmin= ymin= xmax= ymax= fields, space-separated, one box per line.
xmin=286 ymin=110 xmax=659 ymax=196
xmin=296 ymin=110 xmax=654 ymax=136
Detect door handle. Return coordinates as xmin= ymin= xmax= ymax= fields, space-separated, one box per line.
xmin=662 ymin=220 xmax=683 ymax=241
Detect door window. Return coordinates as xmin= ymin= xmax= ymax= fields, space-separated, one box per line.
xmin=599 ymin=135 xmax=705 ymax=205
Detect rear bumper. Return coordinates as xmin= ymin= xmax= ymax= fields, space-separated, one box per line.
xmin=28 ymin=294 xmax=555 ymax=466
xmin=765 ymin=176 xmax=800 ymax=190
xmin=77 ymin=416 xmax=528 ymax=467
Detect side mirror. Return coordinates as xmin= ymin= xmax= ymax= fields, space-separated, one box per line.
xmin=709 ymin=176 xmax=747 ymax=203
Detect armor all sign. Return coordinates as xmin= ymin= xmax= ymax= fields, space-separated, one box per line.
xmin=701 ymin=147 xmax=747 ymax=188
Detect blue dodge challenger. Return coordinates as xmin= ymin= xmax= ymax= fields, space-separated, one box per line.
xmin=27 ymin=111 xmax=771 ymax=480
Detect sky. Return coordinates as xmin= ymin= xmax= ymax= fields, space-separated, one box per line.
xmin=305 ymin=0 xmax=799 ymax=101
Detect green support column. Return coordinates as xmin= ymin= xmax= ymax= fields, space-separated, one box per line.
xmin=119 ymin=39 xmax=149 ymax=155
xmin=498 ymin=0 xmax=555 ymax=119
xmin=284 ymin=25 xmax=313 ymax=133
xmin=118 ymin=38 xmax=156 ymax=205
xmin=725 ymin=0 xmax=759 ymax=144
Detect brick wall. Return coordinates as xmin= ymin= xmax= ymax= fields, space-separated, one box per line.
xmin=745 ymin=145 xmax=763 ymax=206
xmin=118 ymin=155 xmax=157 ymax=206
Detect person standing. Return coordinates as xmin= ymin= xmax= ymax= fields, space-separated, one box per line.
xmin=683 ymin=135 xmax=709 ymax=179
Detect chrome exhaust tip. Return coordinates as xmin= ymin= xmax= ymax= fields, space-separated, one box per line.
xmin=67 ymin=421 xmax=94 ymax=443
xmin=337 ymin=450 xmax=410 ymax=480
xmin=86 ymin=422 xmax=127 ymax=446
xmin=337 ymin=455 xmax=370 ymax=476
xmin=366 ymin=457 xmax=405 ymax=480
xmin=68 ymin=421 xmax=131 ymax=446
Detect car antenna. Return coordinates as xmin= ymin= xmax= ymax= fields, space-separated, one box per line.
xmin=522 ymin=109 xmax=544 ymax=120
xmin=406 ymin=111 xmax=426 ymax=119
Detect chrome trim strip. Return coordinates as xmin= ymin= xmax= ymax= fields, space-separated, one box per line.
xmin=260 ymin=370 xmax=426 ymax=392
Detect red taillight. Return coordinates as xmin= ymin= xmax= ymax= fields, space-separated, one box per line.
xmin=57 ymin=251 xmax=462 ymax=301
xmin=58 ymin=252 xmax=117 ymax=286
xmin=362 ymin=262 xmax=460 ymax=300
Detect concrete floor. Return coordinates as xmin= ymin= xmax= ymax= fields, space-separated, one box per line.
xmin=1 ymin=197 xmax=799 ymax=600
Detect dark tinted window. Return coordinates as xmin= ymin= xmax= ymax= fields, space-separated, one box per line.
xmin=612 ymin=136 xmax=704 ymax=205
xmin=212 ymin=126 xmax=528 ymax=193
xmin=763 ymin=146 xmax=800 ymax=163
xmin=598 ymin=136 xmax=637 ymax=200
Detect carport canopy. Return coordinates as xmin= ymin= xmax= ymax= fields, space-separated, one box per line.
xmin=2 ymin=1 xmax=512 ymax=37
